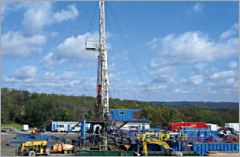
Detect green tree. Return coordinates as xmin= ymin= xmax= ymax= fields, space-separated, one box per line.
xmin=87 ymin=109 xmax=93 ymax=120
xmin=56 ymin=107 xmax=73 ymax=121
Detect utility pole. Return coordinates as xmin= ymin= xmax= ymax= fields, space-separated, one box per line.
xmin=85 ymin=1 xmax=109 ymax=121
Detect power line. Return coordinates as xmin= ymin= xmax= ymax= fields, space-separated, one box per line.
xmin=106 ymin=4 xmax=119 ymax=100
xmin=113 ymin=2 xmax=152 ymax=40
xmin=107 ymin=4 xmax=151 ymax=101
xmin=86 ymin=2 xmax=98 ymax=41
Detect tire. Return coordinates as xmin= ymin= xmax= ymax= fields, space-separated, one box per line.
xmin=15 ymin=149 xmax=19 ymax=156
xmin=64 ymin=150 xmax=68 ymax=154
xmin=45 ymin=148 xmax=50 ymax=156
xmin=28 ymin=151 xmax=36 ymax=156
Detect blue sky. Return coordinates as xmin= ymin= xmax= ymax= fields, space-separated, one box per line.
xmin=1 ymin=1 xmax=239 ymax=102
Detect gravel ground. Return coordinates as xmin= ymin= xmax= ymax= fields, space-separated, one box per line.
xmin=1 ymin=131 xmax=80 ymax=156
xmin=1 ymin=133 xmax=18 ymax=156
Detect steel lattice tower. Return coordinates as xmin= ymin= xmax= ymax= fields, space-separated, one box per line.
xmin=86 ymin=1 xmax=109 ymax=120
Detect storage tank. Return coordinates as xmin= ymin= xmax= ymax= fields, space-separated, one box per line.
xmin=22 ymin=124 xmax=29 ymax=131
xmin=100 ymin=136 xmax=108 ymax=151
xmin=225 ymin=123 xmax=239 ymax=132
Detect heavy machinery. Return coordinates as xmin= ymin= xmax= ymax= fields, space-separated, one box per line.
xmin=142 ymin=134 xmax=182 ymax=156
xmin=15 ymin=141 xmax=50 ymax=156
xmin=50 ymin=141 xmax=75 ymax=154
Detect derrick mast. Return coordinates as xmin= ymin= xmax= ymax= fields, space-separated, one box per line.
xmin=85 ymin=1 xmax=109 ymax=120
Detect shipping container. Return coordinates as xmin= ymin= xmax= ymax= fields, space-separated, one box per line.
xmin=193 ymin=143 xmax=239 ymax=156
xmin=168 ymin=122 xmax=206 ymax=132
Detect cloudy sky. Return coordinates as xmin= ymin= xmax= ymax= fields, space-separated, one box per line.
xmin=1 ymin=1 xmax=239 ymax=102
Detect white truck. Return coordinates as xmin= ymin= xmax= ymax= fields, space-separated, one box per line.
xmin=225 ymin=123 xmax=239 ymax=132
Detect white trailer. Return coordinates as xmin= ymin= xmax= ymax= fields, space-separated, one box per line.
xmin=225 ymin=123 xmax=239 ymax=132
xmin=205 ymin=123 xmax=218 ymax=131
xmin=117 ymin=122 xmax=150 ymax=131
xmin=22 ymin=124 xmax=29 ymax=131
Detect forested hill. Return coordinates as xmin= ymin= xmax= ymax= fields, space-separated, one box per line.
xmin=1 ymin=88 xmax=239 ymax=128
xmin=150 ymin=102 xmax=239 ymax=110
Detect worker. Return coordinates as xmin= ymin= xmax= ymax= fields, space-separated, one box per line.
xmin=96 ymin=126 xmax=100 ymax=135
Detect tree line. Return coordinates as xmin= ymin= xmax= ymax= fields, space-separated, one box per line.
xmin=151 ymin=101 xmax=239 ymax=110
xmin=1 ymin=88 xmax=239 ymax=129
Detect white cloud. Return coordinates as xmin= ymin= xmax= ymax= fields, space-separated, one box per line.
xmin=41 ymin=71 xmax=86 ymax=90
xmin=174 ymin=88 xmax=191 ymax=93
xmin=41 ymin=71 xmax=77 ymax=81
xmin=62 ymin=71 xmax=77 ymax=80
xmin=1 ymin=1 xmax=78 ymax=36
xmin=149 ymin=31 xmax=239 ymax=68
xmin=40 ymin=71 xmax=81 ymax=88
xmin=190 ymin=75 xmax=203 ymax=85
xmin=3 ymin=65 xmax=37 ymax=82
xmin=21 ymin=2 xmax=78 ymax=36
xmin=1 ymin=1 xmax=23 ymax=21
xmin=195 ymin=63 xmax=207 ymax=73
xmin=50 ymin=32 xmax=58 ymax=38
xmin=40 ymin=52 xmax=66 ymax=70
xmin=1 ymin=1 xmax=9 ymax=20
xmin=41 ymin=72 xmax=58 ymax=80
xmin=220 ymin=23 xmax=239 ymax=40
xmin=68 ymin=63 xmax=93 ymax=71
xmin=149 ymin=66 xmax=177 ymax=83
xmin=149 ymin=66 xmax=177 ymax=77
xmin=193 ymin=3 xmax=205 ymax=13
xmin=157 ymin=85 xmax=167 ymax=89
xmin=55 ymin=32 xmax=98 ymax=62
xmin=228 ymin=61 xmax=238 ymax=69
xmin=205 ymin=67 xmax=219 ymax=75
xmin=207 ymin=78 xmax=239 ymax=93
xmin=210 ymin=70 xmax=237 ymax=80
xmin=52 ymin=4 xmax=78 ymax=22
xmin=1 ymin=31 xmax=46 ymax=57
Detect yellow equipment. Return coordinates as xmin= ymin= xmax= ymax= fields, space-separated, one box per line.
xmin=141 ymin=134 xmax=182 ymax=156
xmin=142 ymin=134 xmax=170 ymax=156
xmin=15 ymin=141 xmax=50 ymax=156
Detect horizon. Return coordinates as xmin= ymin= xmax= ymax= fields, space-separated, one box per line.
xmin=2 ymin=87 xmax=239 ymax=104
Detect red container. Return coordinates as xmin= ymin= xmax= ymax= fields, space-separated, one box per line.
xmin=168 ymin=122 xmax=206 ymax=132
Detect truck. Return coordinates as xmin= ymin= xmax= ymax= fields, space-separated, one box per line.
xmin=39 ymin=125 xmax=46 ymax=132
xmin=225 ymin=123 xmax=239 ymax=132
xmin=50 ymin=141 xmax=75 ymax=154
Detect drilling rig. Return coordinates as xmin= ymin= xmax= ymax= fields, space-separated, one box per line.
xmin=85 ymin=1 xmax=109 ymax=121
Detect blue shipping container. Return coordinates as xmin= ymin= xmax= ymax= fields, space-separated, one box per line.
xmin=193 ymin=143 xmax=239 ymax=156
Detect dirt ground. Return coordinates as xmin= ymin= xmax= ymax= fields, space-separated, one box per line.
xmin=1 ymin=131 xmax=80 ymax=156
xmin=1 ymin=133 xmax=17 ymax=156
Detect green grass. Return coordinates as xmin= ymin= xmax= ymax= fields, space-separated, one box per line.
xmin=1 ymin=124 xmax=34 ymax=131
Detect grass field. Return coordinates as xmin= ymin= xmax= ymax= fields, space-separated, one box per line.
xmin=1 ymin=124 xmax=34 ymax=131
